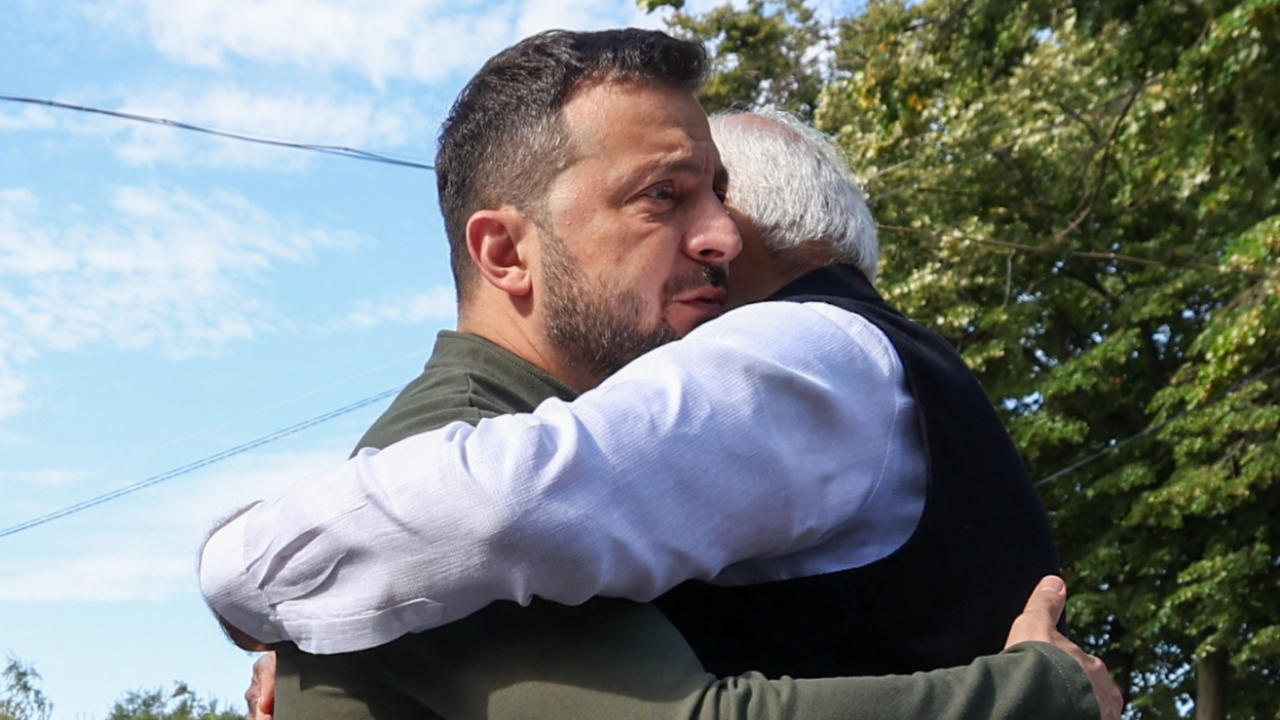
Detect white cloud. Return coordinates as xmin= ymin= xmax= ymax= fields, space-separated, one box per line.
xmin=0 ymin=358 xmax=29 ymax=422
xmin=0 ymin=185 xmax=359 ymax=419
xmin=0 ymin=552 xmax=196 ymax=602
xmin=0 ymin=468 xmax=90 ymax=487
xmin=513 ymin=0 xmax=655 ymax=39
xmin=0 ymin=103 xmax=58 ymax=130
xmin=99 ymin=0 xmax=663 ymax=86
xmin=0 ymin=447 xmax=347 ymax=602
xmin=339 ymin=285 xmax=457 ymax=330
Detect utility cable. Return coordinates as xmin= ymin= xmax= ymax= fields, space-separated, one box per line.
xmin=88 ymin=344 xmax=435 ymax=479
xmin=0 ymin=95 xmax=436 ymax=171
xmin=876 ymin=224 xmax=1280 ymax=281
xmin=0 ymin=384 xmax=405 ymax=540
xmin=1036 ymin=362 xmax=1280 ymax=487
xmin=6 ymin=92 xmax=1273 ymax=509
xmin=3 ymin=350 xmax=1274 ymax=536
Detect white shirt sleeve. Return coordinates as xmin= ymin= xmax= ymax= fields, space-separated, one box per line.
xmin=199 ymin=301 xmax=925 ymax=655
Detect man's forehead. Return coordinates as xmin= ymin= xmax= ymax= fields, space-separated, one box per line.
xmin=560 ymin=79 xmax=711 ymax=154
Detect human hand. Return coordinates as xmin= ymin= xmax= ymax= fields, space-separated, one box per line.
xmin=1005 ymin=576 xmax=1124 ymax=720
xmin=245 ymin=651 xmax=277 ymax=720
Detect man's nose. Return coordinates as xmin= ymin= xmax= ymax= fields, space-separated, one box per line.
xmin=684 ymin=194 xmax=742 ymax=264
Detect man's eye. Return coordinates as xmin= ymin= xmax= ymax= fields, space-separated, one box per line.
xmin=644 ymin=183 xmax=677 ymax=201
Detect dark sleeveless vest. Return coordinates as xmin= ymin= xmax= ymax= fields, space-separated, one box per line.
xmin=653 ymin=264 xmax=1061 ymax=678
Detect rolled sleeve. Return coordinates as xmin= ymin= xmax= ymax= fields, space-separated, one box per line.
xmin=199 ymin=508 xmax=285 ymax=645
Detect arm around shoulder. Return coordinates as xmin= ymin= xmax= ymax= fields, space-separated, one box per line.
xmin=678 ymin=643 xmax=1098 ymax=720
xmin=197 ymin=301 xmax=910 ymax=653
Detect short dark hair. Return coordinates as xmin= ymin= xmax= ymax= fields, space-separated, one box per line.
xmin=436 ymin=28 xmax=708 ymax=299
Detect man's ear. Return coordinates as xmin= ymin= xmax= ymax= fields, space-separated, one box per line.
xmin=466 ymin=207 xmax=535 ymax=297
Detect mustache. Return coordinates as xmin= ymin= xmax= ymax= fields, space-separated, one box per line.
xmin=664 ymin=264 xmax=728 ymax=297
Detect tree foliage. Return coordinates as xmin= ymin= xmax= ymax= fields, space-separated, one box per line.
xmin=647 ymin=0 xmax=827 ymax=117
xmin=653 ymin=0 xmax=1280 ymax=716
xmin=0 ymin=656 xmax=52 ymax=720
xmin=1 ymin=655 xmax=240 ymax=720
xmin=104 ymin=682 xmax=241 ymax=720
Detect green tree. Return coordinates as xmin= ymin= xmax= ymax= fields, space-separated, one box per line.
xmin=0 ymin=656 xmax=51 ymax=720
xmin=645 ymin=0 xmax=827 ymax=117
xmin=821 ymin=3 xmax=1278 ymax=716
xmin=655 ymin=0 xmax=1280 ymax=716
xmin=104 ymin=681 xmax=241 ymax=720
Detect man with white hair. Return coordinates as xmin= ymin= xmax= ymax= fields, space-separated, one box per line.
xmin=651 ymin=108 xmax=1064 ymax=678
xmin=708 ymin=109 xmax=882 ymax=307
xmin=203 ymin=67 xmax=1120 ymax=720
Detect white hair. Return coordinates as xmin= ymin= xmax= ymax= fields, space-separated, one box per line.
xmin=709 ymin=108 xmax=879 ymax=280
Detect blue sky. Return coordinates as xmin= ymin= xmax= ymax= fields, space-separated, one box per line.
xmin=0 ymin=1 xmax=721 ymax=716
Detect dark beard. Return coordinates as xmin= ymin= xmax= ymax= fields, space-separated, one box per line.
xmin=541 ymin=236 xmax=725 ymax=382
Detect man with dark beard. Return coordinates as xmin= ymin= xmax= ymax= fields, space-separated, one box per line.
xmin=202 ymin=29 xmax=1115 ymax=720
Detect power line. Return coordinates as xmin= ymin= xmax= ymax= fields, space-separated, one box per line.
xmin=5 ymin=92 xmax=1272 ymax=514
xmin=0 ymin=385 xmax=405 ymax=540
xmin=1036 ymin=362 xmax=1280 ymax=487
xmin=876 ymin=224 xmax=1280 ymax=281
xmin=0 ymin=95 xmax=436 ymax=171
xmin=3 ymin=346 xmax=1273 ymax=538
xmin=89 ymin=344 xmax=435 ymax=479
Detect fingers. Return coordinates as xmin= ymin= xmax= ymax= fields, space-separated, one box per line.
xmin=1096 ymin=668 xmax=1124 ymax=720
xmin=245 ymin=652 xmax=277 ymax=720
xmin=1075 ymin=649 xmax=1123 ymax=720
xmin=1021 ymin=575 xmax=1067 ymax=625
xmin=260 ymin=652 xmax=277 ymax=717
xmin=1005 ymin=576 xmax=1125 ymax=720
xmin=1005 ymin=575 xmax=1068 ymax=649
xmin=1002 ymin=576 xmax=1125 ymax=720
xmin=1069 ymin=650 xmax=1122 ymax=720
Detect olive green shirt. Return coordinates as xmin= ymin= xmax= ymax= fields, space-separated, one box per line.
xmin=274 ymin=330 xmax=1099 ymax=720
